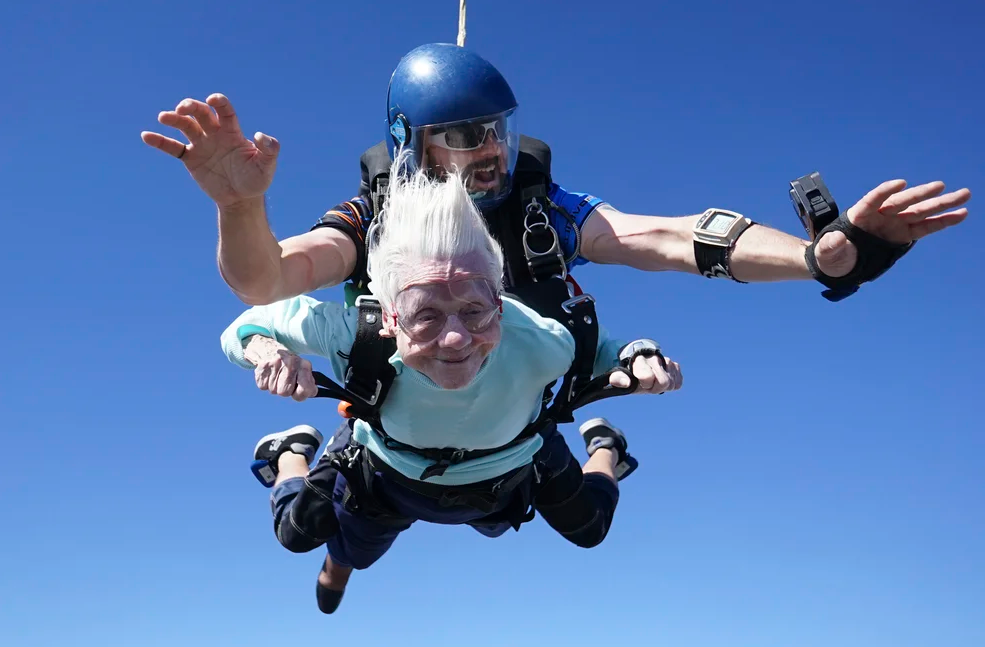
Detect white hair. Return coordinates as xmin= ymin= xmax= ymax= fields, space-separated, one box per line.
xmin=366 ymin=152 xmax=505 ymax=310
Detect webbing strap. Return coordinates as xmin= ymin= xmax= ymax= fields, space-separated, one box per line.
xmin=508 ymin=279 xmax=599 ymax=417
xmin=311 ymin=297 xmax=395 ymax=428
xmin=343 ymin=297 xmax=394 ymax=407
xmin=552 ymin=294 xmax=598 ymax=418
xmin=520 ymin=186 xmax=567 ymax=283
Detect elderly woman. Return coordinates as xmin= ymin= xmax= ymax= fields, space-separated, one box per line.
xmin=219 ymin=162 xmax=682 ymax=613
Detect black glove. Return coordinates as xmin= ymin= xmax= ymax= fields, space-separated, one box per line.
xmin=805 ymin=212 xmax=915 ymax=302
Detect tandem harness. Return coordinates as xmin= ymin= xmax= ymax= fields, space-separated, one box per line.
xmin=307 ymin=292 xmax=638 ymax=528
xmin=304 ymin=135 xmax=640 ymax=524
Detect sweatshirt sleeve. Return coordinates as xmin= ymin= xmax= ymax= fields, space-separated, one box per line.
xmin=593 ymin=324 xmax=625 ymax=378
xmin=219 ymin=296 xmax=359 ymax=375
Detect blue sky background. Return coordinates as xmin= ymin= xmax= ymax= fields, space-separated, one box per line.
xmin=1 ymin=1 xmax=982 ymax=645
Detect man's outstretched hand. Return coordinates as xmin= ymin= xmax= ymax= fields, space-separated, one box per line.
xmin=813 ymin=179 xmax=971 ymax=278
xmin=141 ymin=93 xmax=280 ymax=208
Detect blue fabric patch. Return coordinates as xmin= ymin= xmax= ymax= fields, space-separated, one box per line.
xmin=547 ymin=183 xmax=605 ymax=269
xmin=237 ymin=324 xmax=273 ymax=341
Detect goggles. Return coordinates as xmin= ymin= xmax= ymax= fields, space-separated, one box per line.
xmin=392 ymin=279 xmax=502 ymax=343
xmin=426 ymin=115 xmax=509 ymax=151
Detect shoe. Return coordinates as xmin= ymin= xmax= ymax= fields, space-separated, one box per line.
xmin=315 ymin=553 xmax=353 ymax=614
xmin=250 ymin=424 xmax=324 ymax=487
xmin=579 ymin=417 xmax=638 ymax=481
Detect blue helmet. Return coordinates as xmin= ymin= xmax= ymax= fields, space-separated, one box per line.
xmin=386 ymin=43 xmax=520 ymax=209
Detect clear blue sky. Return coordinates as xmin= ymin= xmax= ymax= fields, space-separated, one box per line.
xmin=1 ymin=1 xmax=982 ymax=645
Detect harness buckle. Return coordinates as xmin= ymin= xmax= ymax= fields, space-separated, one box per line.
xmin=522 ymin=223 xmax=566 ymax=282
xmin=523 ymin=198 xmax=550 ymax=227
xmin=562 ymin=293 xmax=596 ymax=313
xmin=335 ymin=443 xmax=362 ymax=471
xmin=565 ymin=379 xmax=587 ymax=409
xmin=522 ymin=197 xmax=567 ymax=283
xmin=560 ymin=293 xmax=599 ymax=405
xmin=344 ymin=367 xmax=383 ymax=406
xmin=418 ymin=448 xmax=469 ymax=481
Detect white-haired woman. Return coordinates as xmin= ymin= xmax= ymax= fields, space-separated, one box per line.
xmin=219 ymin=163 xmax=683 ymax=614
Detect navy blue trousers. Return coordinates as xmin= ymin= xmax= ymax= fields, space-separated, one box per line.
xmin=270 ymin=422 xmax=620 ymax=569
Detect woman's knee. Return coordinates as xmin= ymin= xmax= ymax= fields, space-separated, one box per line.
xmin=270 ymin=477 xmax=322 ymax=552
xmin=535 ymin=464 xmax=620 ymax=548
xmin=272 ymin=460 xmax=341 ymax=551
xmin=275 ymin=509 xmax=325 ymax=553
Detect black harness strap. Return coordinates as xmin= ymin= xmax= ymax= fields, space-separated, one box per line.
xmin=549 ymin=293 xmax=599 ymax=419
xmin=379 ymin=427 xmax=543 ymax=481
xmin=314 ymin=369 xmax=543 ymax=481
xmin=313 ymin=297 xmax=395 ymax=430
xmin=366 ymin=450 xmax=534 ymax=514
xmin=482 ymin=136 xmax=555 ymax=288
xmin=342 ymin=297 xmax=394 ymax=408
xmin=520 ymin=188 xmax=567 ymax=284
xmin=320 ymin=440 xmax=407 ymax=525
xmin=359 ymin=141 xmax=392 ymax=218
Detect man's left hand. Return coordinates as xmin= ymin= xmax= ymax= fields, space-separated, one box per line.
xmin=814 ymin=180 xmax=971 ymax=278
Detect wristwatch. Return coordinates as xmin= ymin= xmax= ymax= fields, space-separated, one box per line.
xmin=692 ymin=208 xmax=754 ymax=280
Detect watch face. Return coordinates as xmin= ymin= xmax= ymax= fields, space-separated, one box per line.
xmin=704 ymin=212 xmax=736 ymax=235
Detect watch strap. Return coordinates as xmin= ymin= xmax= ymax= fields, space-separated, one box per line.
xmin=693 ymin=215 xmax=754 ymax=282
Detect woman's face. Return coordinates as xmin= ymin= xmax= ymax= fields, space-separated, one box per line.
xmin=382 ymin=259 xmax=502 ymax=390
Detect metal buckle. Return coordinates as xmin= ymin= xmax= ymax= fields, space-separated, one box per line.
xmin=344 ymin=444 xmax=363 ymax=469
xmin=524 ymin=198 xmax=550 ymax=228
xmin=344 ymin=367 xmax=383 ymax=406
xmin=522 ymin=223 xmax=562 ymax=256
xmin=566 ymin=375 xmax=588 ymax=404
xmin=522 ymin=197 xmax=567 ymax=282
xmin=562 ymin=293 xmax=596 ymax=314
xmin=523 ymin=223 xmax=567 ymax=281
xmin=354 ymin=294 xmax=382 ymax=326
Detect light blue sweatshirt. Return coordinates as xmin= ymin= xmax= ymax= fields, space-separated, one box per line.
xmin=221 ymin=295 xmax=624 ymax=486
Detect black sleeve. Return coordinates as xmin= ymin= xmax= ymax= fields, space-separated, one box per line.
xmin=310 ymin=194 xmax=373 ymax=287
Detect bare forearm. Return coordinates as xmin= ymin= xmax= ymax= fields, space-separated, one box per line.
xmin=580 ymin=209 xmax=695 ymax=272
xmin=582 ymin=207 xmax=812 ymax=282
xmin=216 ymin=200 xmax=356 ymax=306
xmin=216 ymin=197 xmax=285 ymax=304
xmin=729 ymin=223 xmax=812 ymax=282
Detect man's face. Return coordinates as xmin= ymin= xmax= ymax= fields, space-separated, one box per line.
xmin=421 ymin=125 xmax=509 ymax=196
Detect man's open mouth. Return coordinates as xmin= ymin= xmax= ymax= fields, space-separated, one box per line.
xmin=466 ymin=158 xmax=500 ymax=188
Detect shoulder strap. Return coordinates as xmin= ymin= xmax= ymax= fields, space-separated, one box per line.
xmin=359 ymin=141 xmax=392 ymax=217
xmin=511 ymin=287 xmax=624 ymax=423
xmin=485 ymin=135 xmax=557 ymax=291
xmin=485 ymin=137 xmax=625 ymax=419
xmin=312 ymin=296 xmax=396 ymax=428
xmin=516 ymin=135 xmax=552 ymax=181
